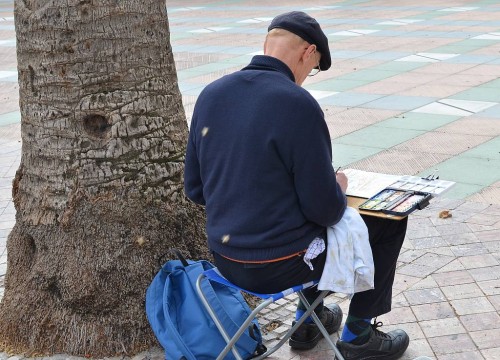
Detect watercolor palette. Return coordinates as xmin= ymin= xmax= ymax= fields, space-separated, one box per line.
xmin=388 ymin=176 xmax=455 ymax=196
xmin=358 ymin=188 xmax=432 ymax=216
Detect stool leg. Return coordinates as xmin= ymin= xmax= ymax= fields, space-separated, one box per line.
xmin=196 ymin=274 xmax=244 ymax=360
xmin=252 ymin=290 xmax=329 ymax=359
xmin=217 ymin=300 xmax=273 ymax=360
xmin=297 ymin=291 xmax=345 ymax=360
xmin=197 ymin=274 xmax=276 ymax=360
xmin=196 ymin=274 xmax=345 ymax=360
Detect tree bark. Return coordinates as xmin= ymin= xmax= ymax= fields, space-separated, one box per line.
xmin=0 ymin=0 xmax=208 ymax=356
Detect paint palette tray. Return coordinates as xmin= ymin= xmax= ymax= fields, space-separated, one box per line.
xmin=358 ymin=188 xmax=432 ymax=216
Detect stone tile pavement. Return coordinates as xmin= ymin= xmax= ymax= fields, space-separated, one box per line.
xmin=1 ymin=0 xmax=500 ymax=359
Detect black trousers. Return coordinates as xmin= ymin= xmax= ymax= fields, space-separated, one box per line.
xmin=213 ymin=215 xmax=408 ymax=319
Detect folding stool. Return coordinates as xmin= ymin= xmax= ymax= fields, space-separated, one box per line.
xmin=196 ymin=267 xmax=345 ymax=360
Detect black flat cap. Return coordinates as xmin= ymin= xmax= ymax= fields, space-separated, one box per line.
xmin=268 ymin=11 xmax=331 ymax=71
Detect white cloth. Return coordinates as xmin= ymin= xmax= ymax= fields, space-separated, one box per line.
xmin=318 ymin=207 xmax=374 ymax=297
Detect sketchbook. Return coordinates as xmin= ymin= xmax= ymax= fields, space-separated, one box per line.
xmin=343 ymin=168 xmax=455 ymax=199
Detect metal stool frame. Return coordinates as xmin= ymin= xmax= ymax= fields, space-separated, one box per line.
xmin=196 ymin=267 xmax=345 ymax=360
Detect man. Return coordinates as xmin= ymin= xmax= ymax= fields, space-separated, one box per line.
xmin=184 ymin=11 xmax=409 ymax=360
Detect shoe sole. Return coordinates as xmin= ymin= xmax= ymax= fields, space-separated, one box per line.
xmin=337 ymin=334 xmax=410 ymax=360
xmin=289 ymin=335 xmax=322 ymax=351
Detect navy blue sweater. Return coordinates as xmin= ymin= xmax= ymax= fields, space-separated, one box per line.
xmin=184 ymin=55 xmax=346 ymax=261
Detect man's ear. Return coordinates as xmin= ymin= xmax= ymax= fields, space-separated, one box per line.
xmin=303 ymin=44 xmax=316 ymax=61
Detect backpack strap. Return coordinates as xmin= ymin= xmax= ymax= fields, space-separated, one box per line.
xmin=157 ymin=248 xmax=189 ymax=270
xmin=146 ymin=262 xmax=197 ymax=360
xmin=172 ymin=248 xmax=189 ymax=267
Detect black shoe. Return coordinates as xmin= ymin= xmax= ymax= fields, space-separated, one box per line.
xmin=289 ymin=303 xmax=343 ymax=350
xmin=336 ymin=322 xmax=410 ymax=360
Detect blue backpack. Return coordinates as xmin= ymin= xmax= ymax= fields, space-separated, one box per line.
xmin=145 ymin=251 xmax=266 ymax=360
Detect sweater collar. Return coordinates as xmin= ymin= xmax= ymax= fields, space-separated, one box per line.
xmin=242 ymin=55 xmax=295 ymax=83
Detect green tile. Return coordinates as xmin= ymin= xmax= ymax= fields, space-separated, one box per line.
xmin=455 ymin=39 xmax=500 ymax=48
xmin=177 ymin=70 xmax=209 ymax=80
xmin=188 ymin=62 xmax=239 ymax=73
xmin=170 ymin=33 xmax=192 ymax=41
xmin=463 ymin=137 xmax=500 ymax=160
xmin=440 ymin=183 xmax=485 ymax=200
xmin=335 ymin=69 xmax=398 ymax=82
xmin=308 ymin=79 xmax=369 ymax=92
xmin=451 ymin=87 xmax=500 ymax=102
xmin=335 ymin=126 xmax=424 ymax=149
xmin=431 ymin=39 xmax=496 ymax=54
xmin=329 ymin=35 xmax=356 ymax=42
xmin=429 ymin=44 xmax=477 ymax=53
xmin=432 ymin=156 xmax=500 ymax=187
xmin=480 ymin=78 xmax=500 ymax=89
xmin=0 ymin=111 xmax=20 ymax=126
xmin=331 ymin=143 xmax=381 ymax=165
xmin=380 ymin=113 xmax=460 ymax=131
xmin=221 ymin=55 xmax=254 ymax=65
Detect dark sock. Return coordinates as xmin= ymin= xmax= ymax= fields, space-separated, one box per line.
xmin=341 ymin=315 xmax=372 ymax=345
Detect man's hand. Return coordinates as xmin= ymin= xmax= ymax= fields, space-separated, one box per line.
xmin=336 ymin=171 xmax=348 ymax=194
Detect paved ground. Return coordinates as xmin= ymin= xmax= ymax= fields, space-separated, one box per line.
xmin=1 ymin=0 xmax=500 ymax=359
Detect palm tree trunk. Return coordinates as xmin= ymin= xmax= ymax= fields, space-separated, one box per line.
xmin=0 ymin=0 xmax=208 ymax=356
